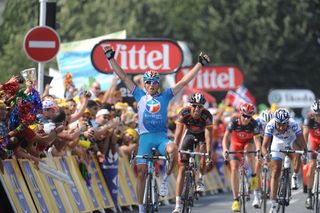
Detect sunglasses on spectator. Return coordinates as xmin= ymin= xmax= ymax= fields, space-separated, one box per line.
xmin=145 ymin=81 xmax=159 ymax=85
xmin=192 ymin=104 xmax=203 ymax=109
xmin=103 ymin=116 xmax=110 ymax=119
xmin=94 ymin=87 xmax=101 ymax=90
xmin=242 ymin=114 xmax=252 ymax=119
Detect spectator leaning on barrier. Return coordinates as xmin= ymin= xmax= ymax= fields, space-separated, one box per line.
xmin=103 ymin=45 xmax=210 ymax=213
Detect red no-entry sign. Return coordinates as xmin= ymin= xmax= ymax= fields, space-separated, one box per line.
xmin=24 ymin=26 xmax=60 ymax=63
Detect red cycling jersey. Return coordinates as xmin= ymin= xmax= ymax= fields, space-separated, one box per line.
xmin=304 ymin=112 xmax=320 ymax=150
xmin=227 ymin=114 xmax=260 ymax=151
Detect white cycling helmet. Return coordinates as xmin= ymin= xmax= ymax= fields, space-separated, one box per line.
xmin=259 ymin=110 xmax=273 ymax=123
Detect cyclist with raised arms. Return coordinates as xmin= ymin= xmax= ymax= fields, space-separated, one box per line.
xmin=251 ymin=109 xmax=273 ymax=208
xmin=222 ymin=102 xmax=261 ymax=212
xmin=261 ymin=108 xmax=307 ymax=213
xmin=304 ymin=99 xmax=320 ymax=209
xmin=172 ymin=93 xmax=213 ymax=213
xmin=103 ymin=46 xmax=210 ymax=213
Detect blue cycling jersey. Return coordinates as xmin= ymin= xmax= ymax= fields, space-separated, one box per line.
xmin=132 ymin=86 xmax=174 ymax=135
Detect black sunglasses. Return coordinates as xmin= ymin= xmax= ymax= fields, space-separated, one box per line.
xmin=145 ymin=80 xmax=159 ymax=85
xmin=192 ymin=104 xmax=203 ymax=108
xmin=242 ymin=114 xmax=252 ymax=119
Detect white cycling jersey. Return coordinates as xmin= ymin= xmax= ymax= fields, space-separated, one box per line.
xmin=264 ymin=118 xmax=302 ymax=160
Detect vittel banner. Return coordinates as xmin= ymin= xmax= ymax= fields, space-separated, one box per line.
xmin=175 ymin=66 xmax=244 ymax=91
xmin=91 ymin=39 xmax=183 ymax=74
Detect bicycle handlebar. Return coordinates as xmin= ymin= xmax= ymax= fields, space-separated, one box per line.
xmin=271 ymin=149 xmax=305 ymax=155
xmin=134 ymin=155 xmax=168 ymax=161
xmin=227 ymin=150 xmax=258 ymax=155
xmin=179 ymin=150 xmax=209 ymax=157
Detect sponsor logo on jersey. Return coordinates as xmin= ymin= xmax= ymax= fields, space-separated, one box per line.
xmin=146 ymin=99 xmax=161 ymax=113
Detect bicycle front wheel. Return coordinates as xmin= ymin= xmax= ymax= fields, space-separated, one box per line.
xmin=262 ymin=169 xmax=268 ymax=213
xmin=315 ymin=170 xmax=320 ymax=213
xmin=277 ymin=170 xmax=289 ymax=213
xmin=145 ymin=174 xmax=154 ymax=213
xmin=240 ymin=173 xmax=247 ymax=213
xmin=182 ymin=173 xmax=192 ymax=213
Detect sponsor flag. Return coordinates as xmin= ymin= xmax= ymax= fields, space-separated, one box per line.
xmin=226 ymin=85 xmax=256 ymax=108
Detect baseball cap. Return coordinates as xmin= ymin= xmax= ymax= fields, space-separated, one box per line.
xmin=42 ymin=100 xmax=57 ymax=109
xmin=96 ymin=109 xmax=110 ymax=118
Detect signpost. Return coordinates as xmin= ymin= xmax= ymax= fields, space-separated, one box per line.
xmin=23 ymin=0 xmax=60 ymax=95
xmin=23 ymin=26 xmax=60 ymax=63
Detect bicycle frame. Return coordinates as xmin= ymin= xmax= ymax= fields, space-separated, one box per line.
xmin=180 ymin=150 xmax=208 ymax=213
xmin=135 ymin=149 xmax=167 ymax=213
xmin=271 ymin=149 xmax=304 ymax=213
xmin=311 ymin=150 xmax=320 ymax=213
xmin=227 ymin=150 xmax=257 ymax=213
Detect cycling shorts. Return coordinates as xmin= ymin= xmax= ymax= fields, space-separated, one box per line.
xmin=270 ymin=137 xmax=295 ymax=160
xmin=230 ymin=139 xmax=254 ymax=160
xmin=178 ymin=133 xmax=205 ymax=165
xmin=309 ymin=139 xmax=320 ymax=160
xmin=137 ymin=132 xmax=172 ymax=165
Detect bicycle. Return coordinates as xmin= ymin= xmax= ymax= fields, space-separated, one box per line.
xmin=308 ymin=150 xmax=320 ymax=212
xmin=261 ymin=158 xmax=270 ymax=213
xmin=179 ymin=150 xmax=208 ymax=213
xmin=134 ymin=148 xmax=168 ymax=213
xmin=225 ymin=150 xmax=257 ymax=213
xmin=270 ymin=148 xmax=304 ymax=213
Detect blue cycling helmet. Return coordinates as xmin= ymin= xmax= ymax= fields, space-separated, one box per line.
xmin=143 ymin=70 xmax=160 ymax=83
xmin=274 ymin=108 xmax=290 ymax=124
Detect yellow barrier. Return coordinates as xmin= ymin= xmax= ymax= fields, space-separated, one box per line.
xmin=54 ymin=156 xmax=93 ymax=212
xmin=89 ymin=156 xmax=115 ymax=209
xmin=0 ymin=159 xmax=37 ymax=213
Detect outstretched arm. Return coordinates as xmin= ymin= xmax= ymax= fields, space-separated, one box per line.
xmin=172 ymin=52 xmax=210 ymax=95
xmin=103 ymin=46 xmax=136 ymax=92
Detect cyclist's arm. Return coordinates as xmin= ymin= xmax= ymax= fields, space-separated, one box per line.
xmin=303 ymin=126 xmax=309 ymax=144
xmin=172 ymin=63 xmax=202 ymax=95
xmin=222 ymin=130 xmax=231 ymax=153
xmin=108 ymin=58 xmax=136 ymax=92
xmin=295 ymin=133 xmax=307 ymax=151
xmin=253 ymin=134 xmax=262 ymax=151
xmin=174 ymin=122 xmax=185 ymax=148
xmin=205 ymin=125 xmax=212 ymax=154
xmin=261 ymin=135 xmax=272 ymax=157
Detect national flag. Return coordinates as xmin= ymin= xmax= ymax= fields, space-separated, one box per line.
xmin=225 ymin=85 xmax=256 ymax=108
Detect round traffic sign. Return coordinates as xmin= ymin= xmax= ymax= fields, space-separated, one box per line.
xmin=24 ymin=26 xmax=60 ymax=63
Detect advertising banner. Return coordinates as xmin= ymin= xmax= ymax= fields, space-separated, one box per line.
xmin=0 ymin=160 xmax=37 ymax=213
xmin=268 ymin=89 xmax=315 ymax=108
xmin=92 ymin=39 xmax=183 ymax=74
xmin=175 ymin=66 xmax=243 ymax=91
xmin=89 ymin=156 xmax=115 ymax=208
xmin=55 ymin=157 xmax=91 ymax=212
xmin=56 ymin=30 xmax=126 ymax=91
xmin=18 ymin=160 xmax=58 ymax=212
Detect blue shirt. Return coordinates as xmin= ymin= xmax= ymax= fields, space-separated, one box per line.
xmin=132 ymin=87 xmax=174 ymax=135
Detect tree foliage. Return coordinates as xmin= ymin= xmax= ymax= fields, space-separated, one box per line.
xmin=0 ymin=0 xmax=319 ymax=104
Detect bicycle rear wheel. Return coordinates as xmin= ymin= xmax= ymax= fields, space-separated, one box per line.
xmin=262 ymin=169 xmax=268 ymax=213
xmin=277 ymin=170 xmax=288 ymax=213
xmin=315 ymin=171 xmax=320 ymax=213
xmin=145 ymin=174 xmax=154 ymax=213
xmin=182 ymin=173 xmax=192 ymax=213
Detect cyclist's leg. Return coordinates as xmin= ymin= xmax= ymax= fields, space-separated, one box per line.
xmin=269 ymin=139 xmax=284 ymax=211
xmin=306 ymin=141 xmax=318 ymax=208
xmin=136 ymin=133 xmax=157 ymax=210
xmin=291 ymin=142 xmax=302 ymax=189
xmin=158 ymin=134 xmax=178 ymax=176
xmin=230 ymin=141 xmax=244 ymax=201
xmin=173 ymin=134 xmax=192 ymax=211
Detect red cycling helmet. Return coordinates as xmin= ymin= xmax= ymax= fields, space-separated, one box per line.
xmin=239 ymin=102 xmax=256 ymax=116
